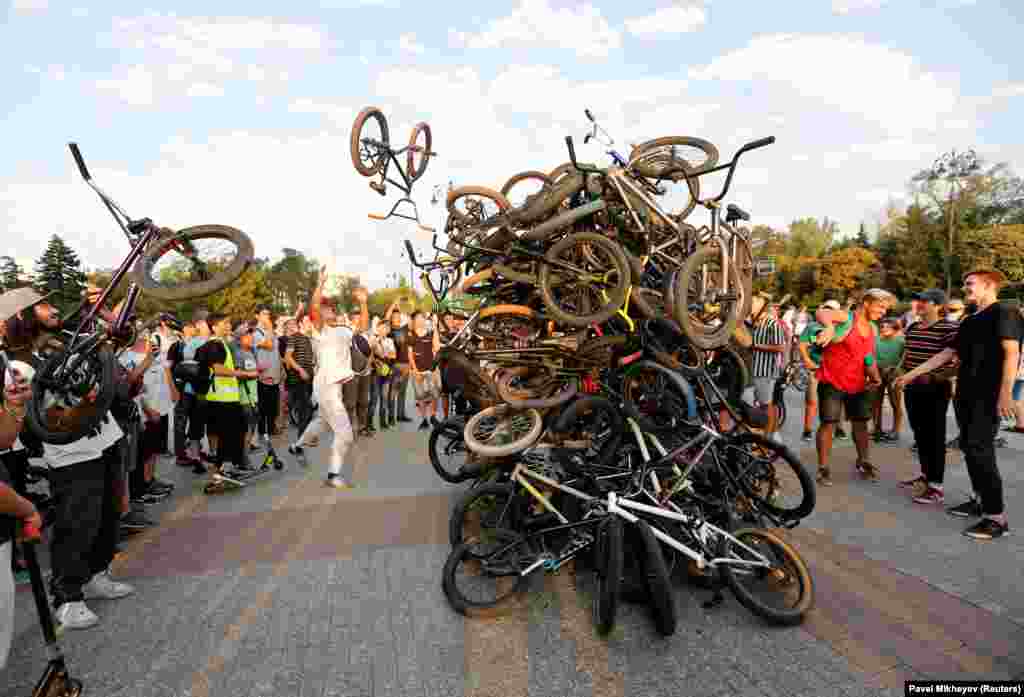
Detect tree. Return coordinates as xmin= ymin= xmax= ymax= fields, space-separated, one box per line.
xmin=784 ymin=217 xmax=837 ymax=258
xmin=913 ymin=148 xmax=983 ymax=295
xmin=33 ymin=235 xmax=87 ymax=315
xmin=204 ymin=266 xmax=274 ymax=318
xmin=816 ymin=247 xmax=880 ymax=299
xmin=266 ymin=249 xmax=319 ymax=315
xmin=0 ymin=256 xmax=25 ymax=291
xmin=956 ymin=225 xmax=1024 ymax=284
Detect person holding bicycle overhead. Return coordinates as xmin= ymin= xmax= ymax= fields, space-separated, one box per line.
xmin=287 ymin=267 xmax=369 ymax=489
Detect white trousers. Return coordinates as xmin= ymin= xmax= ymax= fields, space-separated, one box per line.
xmin=297 ymin=382 xmax=353 ymax=476
xmin=0 ymin=542 xmax=13 ymax=670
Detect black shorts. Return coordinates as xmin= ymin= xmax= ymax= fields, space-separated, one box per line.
xmin=138 ymin=419 xmax=164 ymax=463
xmin=817 ymin=381 xmax=872 ymax=423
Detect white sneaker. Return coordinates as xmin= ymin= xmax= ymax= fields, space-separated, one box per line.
xmin=770 ymin=431 xmax=784 ymax=445
xmin=54 ymin=601 xmax=99 ymax=630
xmin=83 ymin=569 xmax=135 ymax=600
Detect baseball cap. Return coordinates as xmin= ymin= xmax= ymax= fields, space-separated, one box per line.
xmin=0 ymin=287 xmax=55 ymax=320
xmin=962 ymin=267 xmax=1008 ymax=285
xmin=822 ymin=300 xmax=841 ymax=310
xmin=863 ymin=288 xmax=894 ymax=302
xmin=916 ymin=288 xmax=947 ymax=305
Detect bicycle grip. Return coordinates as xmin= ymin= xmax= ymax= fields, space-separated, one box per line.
xmin=584 ymin=108 xmax=594 ymax=122
xmin=22 ymin=519 xmax=42 ymax=544
xmin=743 ymin=136 xmax=775 ymax=151
xmin=565 ymin=136 xmax=578 ymax=165
xmin=69 ymin=143 xmax=90 ymax=180
xmin=404 ymin=240 xmax=416 ymax=263
xmin=368 ymin=213 xmax=387 ymax=220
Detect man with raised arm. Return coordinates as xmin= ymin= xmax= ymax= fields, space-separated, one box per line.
xmin=287 ymin=266 xmax=369 ymax=489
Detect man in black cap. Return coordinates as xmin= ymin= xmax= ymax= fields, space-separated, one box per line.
xmin=896 ymin=288 xmax=960 ymax=506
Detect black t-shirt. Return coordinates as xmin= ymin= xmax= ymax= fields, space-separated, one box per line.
xmin=391 ymin=326 xmax=409 ymax=365
xmin=950 ymin=302 xmax=1024 ymax=399
xmin=195 ymin=339 xmax=229 ymax=368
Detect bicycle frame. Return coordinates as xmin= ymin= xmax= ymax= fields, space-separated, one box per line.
xmin=363 ymin=137 xmax=435 ymax=231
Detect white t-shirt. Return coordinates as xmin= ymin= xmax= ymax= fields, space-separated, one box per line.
xmin=313 ymin=325 xmax=354 ymax=399
xmin=42 ymin=415 xmax=123 ymax=469
xmin=120 ymin=350 xmax=172 ymax=416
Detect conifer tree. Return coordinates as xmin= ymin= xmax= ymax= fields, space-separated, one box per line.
xmin=33 ymin=235 xmax=87 ymax=315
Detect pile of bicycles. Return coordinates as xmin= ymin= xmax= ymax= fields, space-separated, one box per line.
xmin=354 ymin=105 xmax=816 ymax=636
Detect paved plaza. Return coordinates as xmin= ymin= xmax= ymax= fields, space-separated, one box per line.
xmin=3 ymin=391 xmax=1023 ymax=697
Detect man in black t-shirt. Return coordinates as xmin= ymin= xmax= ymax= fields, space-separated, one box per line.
xmin=897 ymin=268 xmax=1022 ymax=540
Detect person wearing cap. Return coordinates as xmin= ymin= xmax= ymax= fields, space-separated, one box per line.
xmin=896 ymin=269 xmax=1021 ymax=539
xmin=813 ymin=288 xmax=892 ymax=485
xmin=173 ymin=311 xmax=213 ymax=474
xmin=902 ymin=294 xmax=925 ymax=333
xmin=796 ymin=300 xmax=848 ymax=442
xmin=253 ymin=305 xmax=283 ymax=444
xmin=287 ymin=266 xmax=369 ymax=489
xmin=747 ymin=293 xmax=786 ymax=441
xmin=892 ymin=289 xmax=960 ymax=505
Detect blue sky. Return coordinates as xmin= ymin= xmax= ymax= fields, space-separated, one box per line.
xmin=2 ymin=0 xmax=1022 ymax=288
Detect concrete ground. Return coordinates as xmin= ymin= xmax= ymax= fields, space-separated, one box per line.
xmin=2 ymin=388 xmax=1021 ymax=696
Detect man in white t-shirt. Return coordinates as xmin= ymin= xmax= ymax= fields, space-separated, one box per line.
xmin=288 ymin=266 xmax=369 ymax=489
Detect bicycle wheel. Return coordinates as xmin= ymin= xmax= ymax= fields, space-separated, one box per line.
xmin=429 ymin=416 xmax=471 ymax=484
xmin=622 ymin=360 xmax=697 ymax=431
xmin=593 ymin=515 xmax=623 ymax=636
xmin=474 ymin=305 xmax=544 ymax=349
xmin=723 ymin=432 xmax=815 ymax=522
xmin=549 ymin=395 xmax=625 ymax=470
xmin=406 ymin=121 xmax=432 ymax=181
xmin=538 ymin=232 xmax=631 ymax=327
xmin=436 ymin=348 xmax=500 ymax=407
xmin=500 ymin=170 xmax=552 ymax=209
xmin=449 ymin=481 xmax=527 ymax=548
xmin=463 ymin=405 xmax=543 ymax=458
xmin=629 ymin=136 xmax=719 ymax=176
xmin=133 ymin=225 xmax=255 ymax=302
xmin=496 ymin=366 xmax=578 ymax=410
xmin=443 ymin=531 xmax=529 ymax=616
xmin=576 ymin=334 xmax=628 ymax=369
xmin=446 ymin=186 xmax=512 ymax=254
xmin=350 ymin=106 xmax=390 ymax=176
xmin=720 ymin=528 xmax=814 ymax=625
xmin=636 ymin=520 xmax=676 ymax=637
xmin=24 ymin=344 xmax=117 ymax=445
xmin=673 ymin=246 xmax=740 ymax=350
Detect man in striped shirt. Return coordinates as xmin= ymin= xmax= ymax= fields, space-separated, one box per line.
xmin=898 ymin=289 xmax=963 ymax=504
xmin=748 ymin=293 xmax=786 ymax=441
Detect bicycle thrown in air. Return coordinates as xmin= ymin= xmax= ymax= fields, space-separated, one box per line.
xmin=23 ymin=143 xmax=255 ymax=445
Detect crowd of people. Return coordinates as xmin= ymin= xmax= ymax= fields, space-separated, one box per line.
xmin=0 ymin=264 xmax=464 ymax=662
xmin=737 ymin=268 xmax=1019 ymax=542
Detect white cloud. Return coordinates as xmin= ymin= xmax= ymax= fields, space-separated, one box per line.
xmin=95 ymin=66 xmax=156 ymax=106
xmin=93 ymin=14 xmax=328 ymax=107
xmin=992 ymin=83 xmax=1024 ymax=99
xmin=460 ymin=0 xmax=621 ymax=58
xmin=625 ymin=5 xmax=706 ymax=38
xmin=11 ymin=0 xmax=47 ymax=12
xmin=691 ymin=34 xmax=962 ymax=134
xmin=398 ymin=32 xmax=425 ymax=55
xmin=832 ymin=0 xmax=887 ymax=14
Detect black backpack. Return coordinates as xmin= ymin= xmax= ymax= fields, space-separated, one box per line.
xmin=351 ymin=333 xmax=372 ymax=376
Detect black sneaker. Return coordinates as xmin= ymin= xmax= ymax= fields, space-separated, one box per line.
xmin=288 ymin=444 xmax=305 ymax=457
xmin=120 ymin=511 xmax=155 ymax=530
xmin=398 ymin=416 xmax=413 ymax=423
xmin=835 ymin=428 xmax=848 ymax=440
xmin=947 ymin=499 xmax=982 ymax=518
xmin=192 ymin=462 xmax=208 ymax=475
xmin=816 ymin=468 xmax=833 ymax=487
xmin=801 ymin=430 xmax=812 ymax=442
xmin=963 ymin=518 xmax=1009 ymax=540
xmin=882 ymin=431 xmax=899 ymax=443
xmin=430 ymin=416 xmax=440 ymax=427
xmin=137 ymin=489 xmax=169 ymax=504
xmin=419 ymin=419 xmax=430 ymax=430
xmin=149 ymin=478 xmax=175 ymax=492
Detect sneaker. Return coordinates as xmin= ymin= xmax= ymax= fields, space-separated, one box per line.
xmin=835 ymin=428 xmax=848 ymax=440
xmin=13 ymin=569 xmax=30 ymax=585
xmin=192 ymin=462 xmax=208 ymax=475
xmin=910 ymin=442 xmax=918 ymax=452
xmin=899 ymin=475 xmax=926 ymax=489
xmin=947 ymin=498 xmax=982 ymax=518
xmin=801 ymin=430 xmax=812 ymax=442
xmin=882 ymin=432 xmax=900 ymax=443
xmin=149 ymin=478 xmax=174 ymax=492
xmin=871 ymin=431 xmax=883 ymax=442
xmin=816 ymin=468 xmax=833 ymax=487
xmin=856 ymin=461 xmax=879 ymax=481
xmin=324 ymin=477 xmax=352 ymax=490
xmin=288 ymin=443 xmax=305 ymax=457
xmin=54 ymin=601 xmax=99 ymax=630
xmin=963 ymin=518 xmax=1009 ymax=540
xmin=913 ymin=486 xmax=945 ymax=505
xmin=83 ymin=569 xmax=134 ymax=599
xmin=430 ymin=416 xmax=440 ymax=427
xmin=120 ymin=511 xmax=155 ymax=530
xmin=308 ymin=435 xmax=320 ymax=446
xmin=398 ymin=416 xmax=413 ymax=423
xmin=137 ymin=489 xmax=169 ymax=504
xmin=418 ymin=419 xmax=430 ymax=430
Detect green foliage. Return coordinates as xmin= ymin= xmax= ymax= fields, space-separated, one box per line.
xmin=784 ymin=217 xmax=838 ymax=258
xmin=266 ymin=248 xmax=319 ymax=315
xmin=0 ymin=256 xmax=25 ymax=291
xmin=33 ymin=235 xmax=87 ymax=315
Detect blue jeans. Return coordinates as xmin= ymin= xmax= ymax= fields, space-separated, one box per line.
xmin=369 ymin=374 xmax=392 ymax=427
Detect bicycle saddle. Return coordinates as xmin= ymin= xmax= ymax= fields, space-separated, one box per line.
xmin=725 ymin=204 xmax=750 ymax=223
xmin=736 ymin=400 xmax=770 ymax=428
xmin=369 ymin=181 xmax=386 ymax=196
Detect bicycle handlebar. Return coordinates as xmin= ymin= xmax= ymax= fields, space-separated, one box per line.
xmin=584 ymin=108 xmax=595 ymax=122
xmin=565 ymin=136 xmax=604 ymax=175
xmin=69 ymin=143 xmax=90 ymax=180
xmin=404 ymin=240 xmax=417 ymax=266
xmin=661 ymin=135 xmax=776 ymax=204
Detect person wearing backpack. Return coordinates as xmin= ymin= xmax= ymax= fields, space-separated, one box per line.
xmin=368 ymin=317 xmax=396 ymax=434
xmin=343 ymin=308 xmax=373 ymax=437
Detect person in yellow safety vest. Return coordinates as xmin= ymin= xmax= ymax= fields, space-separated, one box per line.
xmin=196 ymin=314 xmax=261 ymax=480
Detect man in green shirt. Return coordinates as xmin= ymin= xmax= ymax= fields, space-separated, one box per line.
xmin=872 ymin=318 xmax=906 ymax=442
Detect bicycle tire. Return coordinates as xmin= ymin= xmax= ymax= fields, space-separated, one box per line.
xmin=493 ymin=262 xmax=536 ymax=284
xmin=726 ymin=432 xmax=815 ymax=521
xmin=593 ymin=516 xmax=623 ymax=636
xmin=459 ymin=267 xmax=495 ymax=294
xmin=133 ymin=224 xmax=255 ymax=302
xmin=500 ymin=170 xmax=552 ymax=202
xmin=520 ymin=199 xmax=605 ymax=243
xmin=448 ymin=481 xmax=523 ymax=548
xmin=629 ymin=136 xmax=719 ymax=176
xmin=662 ymin=267 xmax=680 ymax=323
xmin=576 ymin=334 xmax=628 ymax=368
xmin=446 ymin=185 xmax=512 ymax=226
xmin=495 ymin=367 xmax=579 ymax=410
xmin=509 ymin=173 xmax=586 ymax=227
xmin=538 ymin=232 xmax=631 ymax=327
xmin=429 ymin=416 xmax=471 ymax=484
xmin=24 ymin=344 xmax=117 ymax=446
xmin=350 ymin=106 xmax=390 ymax=176
xmin=406 ymin=121 xmax=432 ymax=181
xmin=673 ymin=246 xmax=740 ymax=350
xmin=463 ymin=405 xmax=543 ymax=458
xmin=636 ymin=520 xmax=677 ymax=636
xmin=443 ymin=533 xmax=529 ymax=616
xmin=621 ymin=360 xmax=698 ymax=429
xmin=721 ymin=527 xmax=814 ymax=625
xmin=708 ymin=344 xmax=750 ymax=405
xmin=550 ymin=394 xmax=624 ymax=469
